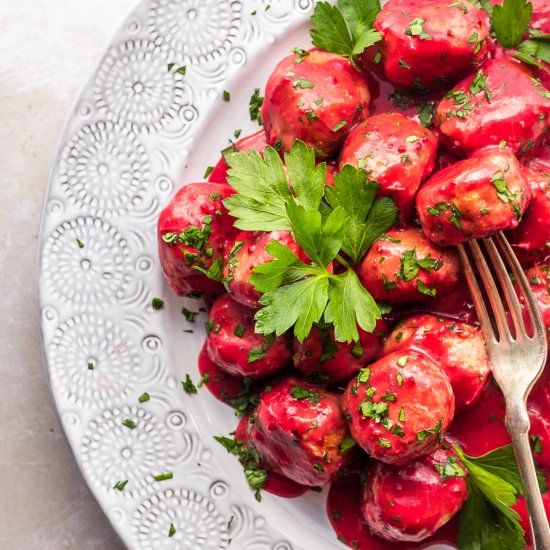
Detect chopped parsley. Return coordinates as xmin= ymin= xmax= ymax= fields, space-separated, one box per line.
xmin=405 ymin=18 xmax=432 ymax=40
xmin=122 ymin=419 xmax=137 ymax=430
xmin=290 ymin=386 xmax=322 ymax=406
xmin=151 ymin=297 xmax=164 ymax=310
xmin=182 ymin=374 xmax=198 ymax=395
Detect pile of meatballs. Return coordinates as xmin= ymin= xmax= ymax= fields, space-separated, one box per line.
xmin=157 ymin=0 xmax=550 ymax=544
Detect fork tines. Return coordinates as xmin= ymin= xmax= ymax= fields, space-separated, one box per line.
xmin=456 ymin=232 xmax=546 ymax=346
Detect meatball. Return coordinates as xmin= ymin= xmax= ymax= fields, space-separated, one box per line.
xmin=417 ymin=146 xmax=529 ymax=246
xmin=223 ymin=230 xmax=308 ymax=308
xmin=521 ymin=264 xmax=550 ymax=347
xmin=261 ymin=49 xmax=371 ymax=157
xmin=248 ymin=377 xmax=353 ymax=486
xmin=424 ymin=276 xmax=477 ymax=325
xmin=358 ymin=226 xmax=460 ymax=303
xmin=339 ymin=112 xmax=437 ymax=219
xmin=342 ymin=351 xmax=455 ymax=465
xmin=361 ymin=445 xmax=468 ymax=542
xmin=528 ymin=138 xmax=550 ymax=173
xmin=435 ymin=58 xmax=550 ymax=159
xmin=205 ymin=294 xmax=291 ymax=378
xmin=292 ymin=320 xmax=387 ymax=384
xmin=373 ymin=0 xmax=490 ymax=93
xmin=208 ymin=130 xmax=269 ymax=185
xmin=383 ymin=314 xmax=490 ymax=410
xmin=158 ymin=182 xmax=237 ymax=296
xmin=507 ymin=168 xmax=550 ymax=265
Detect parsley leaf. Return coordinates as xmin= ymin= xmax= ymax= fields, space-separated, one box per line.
xmin=285 ymin=201 xmax=347 ymax=268
xmin=340 ymin=0 xmax=381 ymax=38
xmin=516 ymin=35 xmax=550 ymax=69
xmin=325 ymin=269 xmax=381 ymax=342
xmin=310 ymin=3 xmax=353 ymax=56
xmin=255 ymin=274 xmax=330 ymax=342
xmin=453 ymin=444 xmax=545 ymax=550
xmin=224 ymin=146 xmax=292 ymax=230
xmin=284 ymin=140 xmax=326 ymax=211
xmin=248 ymin=240 xmax=310 ymax=293
xmin=492 ymin=0 xmax=533 ymax=48
xmin=325 ymin=165 xmax=397 ymax=263
xmin=458 ymin=483 xmax=525 ymax=550
xmin=310 ymin=0 xmax=382 ymax=62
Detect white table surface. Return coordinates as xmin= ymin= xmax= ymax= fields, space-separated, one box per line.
xmin=0 ymin=1 xmax=137 ymax=547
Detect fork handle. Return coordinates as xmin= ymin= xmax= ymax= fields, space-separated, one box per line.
xmin=506 ymin=404 xmax=550 ymax=549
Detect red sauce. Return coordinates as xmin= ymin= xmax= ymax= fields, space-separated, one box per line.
xmin=234 ymin=413 xmax=309 ymax=498
xmin=327 ymin=474 xmax=458 ymax=549
xmin=447 ymin=381 xmax=511 ymax=457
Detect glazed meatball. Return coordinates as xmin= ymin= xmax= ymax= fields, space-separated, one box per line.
xmin=507 ymin=168 xmax=550 ymax=265
xmin=424 ymin=276 xmax=477 ymax=325
xmin=373 ymin=0 xmax=490 ymax=93
xmin=205 ymin=294 xmax=291 ymax=378
xmin=342 ymin=351 xmax=455 ymax=465
xmin=522 ymin=264 xmax=550 ymax=347
xmin=383 ymin=314 xmax=490 ymax=410
xmin=339 ymin=112 xmax=437 ymax=219
xmin=261 ymin=49 xmax=371 ymax=157
xmin=208 ymin=129 xmax=269 ymax=185
xmin=248 ymin=377 xmax=353 ymax=486
xmin=417 ymin=146 xmax=529 ymax=246
xmin=292 ymin=320 xmax=387 ymax=384
xmin=435 ymin=58 xmax=550 ymax=159
xmin=358 ymin=226 xmax=460 ymax=303
xmin=158 ymin=182 xmax=237 ymax=296
xmin=223 ymin=230 xmax=308 ymax=308
xmin=528 ymin=138 xmax=550 ymax=173
xmin=362 ymin=445 xmax=468 ymax=542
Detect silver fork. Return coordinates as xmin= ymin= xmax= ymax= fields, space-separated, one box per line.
xmin=457 ymin=232 xmax=550 ymax=549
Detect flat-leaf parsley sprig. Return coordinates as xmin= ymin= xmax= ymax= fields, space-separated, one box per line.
xmin=453 ymin=443 xmax=548 ymax=550
xmin=223 ymin=140 xmax=397 ymax=344
xmin=310 ymin=0 xmax=383 ymax=65
xmin=483 ymin=0 xmax=550 ymax=72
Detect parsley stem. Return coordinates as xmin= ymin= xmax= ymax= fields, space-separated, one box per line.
xmin=335 ymin=254 xmax=351 ymax=269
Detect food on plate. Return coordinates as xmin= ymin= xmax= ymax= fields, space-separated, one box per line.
xmin=417 ymin=146 xmax=529 ymax=246
xmin=157 ymin=182 xmax=237 ymax=296
xmin=208 ymin=129 xmax=269 ymax=184
xmin=342 ymin=351 xmax=455 ymax=465
xmin=246 ymin=377 xmax=353 ymax=486
xmin=339 ymin=112 xmax=437 ymax=218
xmin=361 ymin=444 xmax=468 ymax=542
xmin=373 ymin=0 xmax=490 ymax=92
xmin=261 ymin=49 xmax=371 ymax=157
xmin=383 ymin=314 xmax=490 ymax=410
xmin=155 ymin=0 xmax=550 ymax=547
xmin=223 ymin=230 xmax=308 ymax=308
xmin=358 ymin=226 xmax=461 ymax=302
xmin=205 ymin=294 xmax=291 ymax=378
xmin=292 ymin=320 xmax=386 ymax=384
xmin=507 ymin=168 xmax=550 ymax=265
xmin=521 ymin=263 xmax=550 ymax=347
xmin=435 ymin=59 xmax=550 ymax=158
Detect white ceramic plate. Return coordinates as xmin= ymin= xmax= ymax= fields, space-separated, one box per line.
xmin=38 ymin=0 xmax=455 ymax=548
